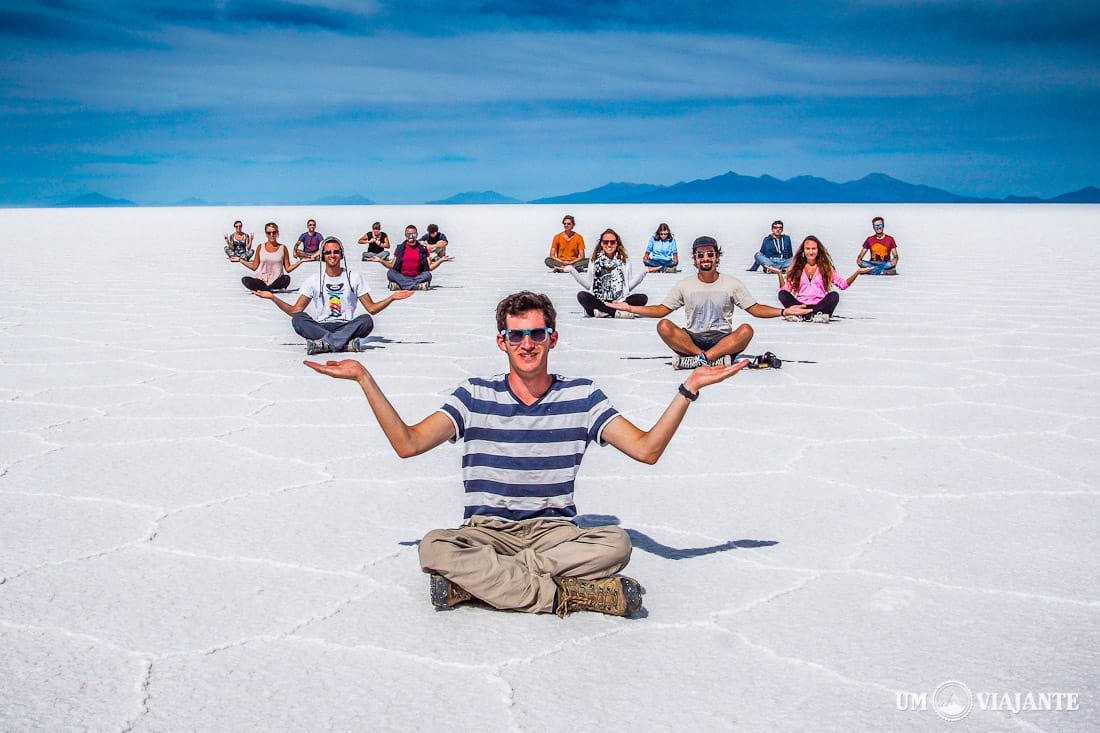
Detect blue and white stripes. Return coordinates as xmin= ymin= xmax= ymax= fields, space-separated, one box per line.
xmin=440 ymin=375 xmax=619 ymax=521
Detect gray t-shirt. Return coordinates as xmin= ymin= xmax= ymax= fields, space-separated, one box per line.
xmin=299 ymin=270 xmax=368 ymax=322
xmin=661 ymin=273 xmax=757 ymax=333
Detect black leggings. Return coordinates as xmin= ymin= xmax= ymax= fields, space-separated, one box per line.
xmin=778 ymin=290 xmax=839 ymax=316
xmin=578 ymin=291 xmax=647 ymax=317
xmin=242 ymin=274 xmax=291 ymax=292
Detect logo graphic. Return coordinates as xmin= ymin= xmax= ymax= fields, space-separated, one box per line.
xmin=933 ymin=680 xmax=973 ymax=722
xmin=899 ymin=680 xmax=1078 ymax=720
xmin=326 ymin=283 xmax=345 ymax=318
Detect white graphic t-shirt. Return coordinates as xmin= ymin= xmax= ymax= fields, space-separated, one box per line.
xmin=299 ymin=270 xmax=367 ymax=322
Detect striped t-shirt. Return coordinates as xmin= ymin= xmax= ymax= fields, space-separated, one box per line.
xmin=439 ymin=374 xmax=620 ymax=522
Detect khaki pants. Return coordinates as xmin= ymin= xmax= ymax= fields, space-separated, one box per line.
xmin=419 ymin=517 xmax=632 ymax=613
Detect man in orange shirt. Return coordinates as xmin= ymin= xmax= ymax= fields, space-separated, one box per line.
xmin=545 ymin=214 xmax=587 ymax=272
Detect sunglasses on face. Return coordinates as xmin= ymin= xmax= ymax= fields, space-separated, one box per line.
xmin=600 ymin=239 xmax=617 ymax=245
xmin=694 ymin=251 xmax=717 ymax=259
xmin=322 ymin=249 xmax=342 ymax=256
xmin=500 ymin=327 xmax=554 ymax=344
xmin=873 ymin=224 xmax=884 ymax=229
xmin=406 ymin=232 xmax=418 ymax=238
xmin=266 ymin=230 xmax=277 ymax=235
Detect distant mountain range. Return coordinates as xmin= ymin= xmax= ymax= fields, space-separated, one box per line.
xmin=313 ymin=194 xmax=376 ymax=206
xmin=39 ymin=172 xmax=1100 ymax=207
xmin=528 ymin=172 xmax=1100 ymax=205
xmin=56 ymin=192 xmax=136 ymax=207
xmin=426 ymin=190 xmax=523 ymax=205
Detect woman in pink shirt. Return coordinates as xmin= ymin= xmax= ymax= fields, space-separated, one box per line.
xmin=776 ymin=236 xmax=870 ymax=323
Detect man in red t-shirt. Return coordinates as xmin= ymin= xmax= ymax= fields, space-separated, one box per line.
xmin=856 ymin=216 xmax=899 ymax=275
xmin=366 ymin=225 xmax=452 ymax=290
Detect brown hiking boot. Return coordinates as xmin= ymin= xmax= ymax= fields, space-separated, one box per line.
xmin=554 ymin=576 xmax=643 ymax=618
xmin=429 ymin=574 xmax=473 ymax=610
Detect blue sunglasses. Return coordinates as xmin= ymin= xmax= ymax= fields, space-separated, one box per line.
xmin=500 ymin=327 xmax=554 ymax=344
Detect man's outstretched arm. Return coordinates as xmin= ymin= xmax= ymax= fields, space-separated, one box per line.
xmin=304 ymin=359 xmax=455 ymax=458
xmin=608 ymin=302 xmax=673 ymax=318
xmin=601 ymin=360 xmax=748 ymax=464
xmin=253 ymin=291 xmax=309 ymax=316
xmin=746 ymin=302 xmax=810 ymax=319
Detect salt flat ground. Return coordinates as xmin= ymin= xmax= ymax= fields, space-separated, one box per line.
xmin=1 ymin=204 xmax=1098 ymax=732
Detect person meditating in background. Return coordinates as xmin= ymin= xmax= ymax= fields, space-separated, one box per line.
xmin=359 ymin=221 xmax=392 ymax=262
xmin=224 ymin=220 xmax=254 ymax=260
xmin=856 ymin=216 xmax=900 ymax=275
xmin=231 ymin=222 xmax=306 ymax=292
xmin=642 ymin=223 xmax=679 ymax=273
xmin=747 ymin=220 xmax=793 ymax=273
xmin=366 ymin=225 xmax=452 ymax=291
xmin=777 ymin=236 xmax=871 ymax=323
xmin=566 ymin=228 xmax=648 ymax=318
xmin=293 ymin=219 xmax=324 ymax=261
xmin=612 ymin=236 xmax=806 ymax=369
xmin=545 ymin=214 xmax=587 ymax=272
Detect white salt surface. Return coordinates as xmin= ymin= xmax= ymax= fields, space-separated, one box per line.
xmin=1 ymin=204 xmax=1098 ymax=731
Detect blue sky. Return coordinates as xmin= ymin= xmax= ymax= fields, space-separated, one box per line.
xmin=2 ymin=1 xmax=1097 ymax=205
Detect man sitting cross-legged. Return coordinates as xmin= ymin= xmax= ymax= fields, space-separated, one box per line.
xmin=305 ymin=291 xmax=746 ymax=617
xmin=366 ymin=225 xmax=452 ymax=291
xmin=612 ymin=236 xmax=809 ymax=369
xmin=253 ymin=236 xmax=412 ymax=355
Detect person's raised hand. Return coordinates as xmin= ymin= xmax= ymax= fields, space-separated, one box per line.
xmin=304 ymin=358 xmax=368 ymax=381
xmin=684 ymin=358 xmax=750 ymax=392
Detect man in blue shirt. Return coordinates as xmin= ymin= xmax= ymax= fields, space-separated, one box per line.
xmin=747 ymin=220 xmax=793 ymax=273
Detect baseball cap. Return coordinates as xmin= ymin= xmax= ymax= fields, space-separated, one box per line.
xmin=692 ymin=236 xmax=718 ymax=251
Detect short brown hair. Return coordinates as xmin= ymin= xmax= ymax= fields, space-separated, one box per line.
xmin=495 ymin=291 xmax=557 ymax=332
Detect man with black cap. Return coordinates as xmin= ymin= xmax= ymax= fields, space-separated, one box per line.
xmin=612 ymin=235 xmax=809 ymax=369
xmin=252 ymin=236 xmax=413 ymax=354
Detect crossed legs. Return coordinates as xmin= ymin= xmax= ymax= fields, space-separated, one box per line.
xmin=419 ymin=517 xmax=632 ymax=614
xmin=656 ymin=320 xmax=753 ymax=360
xmin=291 ymin=312 xmax=375 ymax=351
